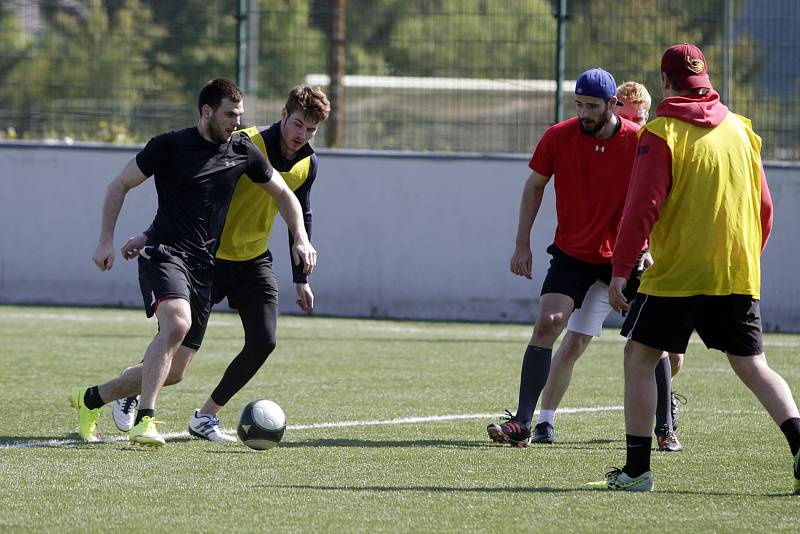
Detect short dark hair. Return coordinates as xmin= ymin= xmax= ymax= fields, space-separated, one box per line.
xmin=285 ymin=85 xmax=331 ymax=123
xmin=198 ymin=78 xmax=243 ymax=115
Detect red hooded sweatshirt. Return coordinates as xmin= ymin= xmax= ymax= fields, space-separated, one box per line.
xmin=612 ymin=90 xmax=773 ymax=278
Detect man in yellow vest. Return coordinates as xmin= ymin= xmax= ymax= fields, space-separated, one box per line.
xmin=113 ymin=86 xmax=330 ymax=442
xmin=588 ymin=43 xmax=800 ymax=493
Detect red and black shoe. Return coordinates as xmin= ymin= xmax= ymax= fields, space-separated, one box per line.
xmin=487 ymin=410 xmax=531 ymax=448
xmin=656 ymin=430 xmax=684 ymax=452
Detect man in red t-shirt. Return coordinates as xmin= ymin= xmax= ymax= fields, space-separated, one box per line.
xmin=526 ymin=81 xmax=685 ymax=453
xmin=487 ymin=68 xmax=641 ymax=447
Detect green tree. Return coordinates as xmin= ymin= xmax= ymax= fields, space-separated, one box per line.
xmin=14 ymin=0 xmax=169 ymax=140
xmin=0 ymin=4 xmax=32 ymax=139
xmin=257 ymin=0 xmax=327 ymax=99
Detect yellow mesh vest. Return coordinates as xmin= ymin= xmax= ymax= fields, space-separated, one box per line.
xmin=216 ymin=125 xmax=311 ymax=261
xmin=639 ymin=113 xmax=763 ymax=298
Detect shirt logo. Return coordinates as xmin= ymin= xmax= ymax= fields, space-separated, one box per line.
xmin=224 ymin=160 xmax=236 ymax=167
xmin=637 ymin=145 xmax=650 ymax=156
xmin=595 ymin=145 xmax=605 ymax=152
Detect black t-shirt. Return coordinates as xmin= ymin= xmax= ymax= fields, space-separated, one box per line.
xmin=136 ymin=127 xmax=272 ymax=264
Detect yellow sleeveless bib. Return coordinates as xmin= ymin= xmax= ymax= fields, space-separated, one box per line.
xmin=639 ymin=113 xmax=763 ymax=297
xmin=216 ymin=125 xmax=312 ymax=261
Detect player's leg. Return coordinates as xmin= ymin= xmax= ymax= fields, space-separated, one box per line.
xmin=668 ymin=352 xmax=684 ymax=377
xmin=70 ymin=246 xmax=190 ymax=442
xmin=488 ymin=245 xmax=595 ymax=447
xmin=190 ymin=302 xmax=277 ymax=442
xmin=111 ymin=347 xmax=196 ymax=432
xmin=588 ymin=294 xmax=696 ymax=491
xmin=653 ymin=355 xmax=683 ymax=451
xmin=728 ymin=351 xmax=800 ymax=493
xmin=208 ymin=301 xmax=278 ymax=411
xmin=666 ymin=352 xmax=686 ymax=431
xmin=534 ymin=281 xmax=607 ymax=443
xmin=189 ymin=252 xmax=279 ymax=442
xmin=128 ymin=297 xmax=191 ymax=447
xmin=702 ymin=295 xmax=800 ymax=492
xmin=532 ymin=330 xmax=592 ymax=443
xmin=487 ymin=293 xmax=574 ymax=447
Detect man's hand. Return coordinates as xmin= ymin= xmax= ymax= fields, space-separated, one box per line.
xmin=121 ymin=233 xmax=147 ymax=260
xmin=295 ymin=283 xmax=314 ymax=313
xmin=608 ymin=276 xmax=630 ymax=312
xmin=510 ymin=245 xmax=533 ymax=279
xmin=292 ymin=239 xmax=317 ymax=275
xmin=92 ymin=241 xmax=115 ymax=271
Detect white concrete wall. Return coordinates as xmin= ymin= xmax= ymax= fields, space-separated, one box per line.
xmin=1 ymin=143 xmax=798 ymax=331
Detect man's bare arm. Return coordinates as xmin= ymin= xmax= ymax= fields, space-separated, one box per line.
xmin=92 ymin=158 xmax=149 ymax=271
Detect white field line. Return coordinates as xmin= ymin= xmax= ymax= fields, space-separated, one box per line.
xmin=1 ymin=406 xmax=622 ymax=450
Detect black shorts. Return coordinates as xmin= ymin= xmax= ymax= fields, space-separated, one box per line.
xmin=212 ymin=250 xmax=279 ymax=309
xmin=137 ymin=244 xmax=212 ymax=350
xmin=540 ymin=244 xmax=640 ymax=309
xmin=621 ymin=293 xmax=764 ymax=355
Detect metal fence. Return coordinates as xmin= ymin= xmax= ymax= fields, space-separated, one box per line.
xmin=2 ymin=0 xmax=799 ymax=160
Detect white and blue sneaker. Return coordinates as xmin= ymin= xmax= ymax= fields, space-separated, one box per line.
xmin=188 ymin=410 xmax=237 ymax=443
xmin=113 ymin=396 xmax=139 ymax=432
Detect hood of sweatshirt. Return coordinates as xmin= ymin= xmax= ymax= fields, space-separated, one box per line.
xmin=654 ymin=89 xmax=728 ymax=128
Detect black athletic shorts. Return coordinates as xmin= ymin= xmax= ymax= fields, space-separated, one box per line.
xmin=621 ymin=293 xmax=764 ymax=356
xmin=212 ymin=250 xmax=279 ymax=309
xmin=540 ymin=244 xmax=640 ymax=309
xmin=137 ymin=244 xmax=212 ymax=350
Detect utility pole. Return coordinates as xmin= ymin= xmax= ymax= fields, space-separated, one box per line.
xmin=722 ymin=0 xmax=734 ymax=105
xmin=236 ymin=0 xmax=259 ymax=123
xmin=326 ymin=0 xmax=346 ymax=147
xmin=553 ymin=0 xmax=568 ymax=124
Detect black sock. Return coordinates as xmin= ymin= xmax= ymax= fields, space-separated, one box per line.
xmin=514 ymin=345 xmax=552 ymax=429
xmin=653 ymin=357 xmax=672 ymax=434
xmin=83 ymin=386 xmax=105 ymax=410
xmin=135 ymin=409 xmax=155 ymax=425
xmin=623 ymin=434 xmax=652 ymax=477
xmin=780 ymin=418 xmax=800 ymax=459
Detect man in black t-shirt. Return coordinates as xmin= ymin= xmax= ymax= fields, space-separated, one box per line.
xmin=69 ymin=79 xmax=317 ymax=448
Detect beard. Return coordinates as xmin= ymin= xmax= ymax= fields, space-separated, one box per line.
xmin=579 ymin=113 xmax=608 ymax=135
xmin=207 ymin=119 xmax=231 ymax=144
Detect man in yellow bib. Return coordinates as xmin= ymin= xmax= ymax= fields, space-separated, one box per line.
xmin=115 ymin=86 xmax=330 ymax=441
xmin=587 ymin=44 xmax=800 ymax=493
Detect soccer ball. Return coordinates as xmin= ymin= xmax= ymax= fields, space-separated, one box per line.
xmin=236 ymin=399 xmax=286 ymax=450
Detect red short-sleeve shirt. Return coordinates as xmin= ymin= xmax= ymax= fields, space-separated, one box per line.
xmin=529 ymin=116 xmax=639 ymax=263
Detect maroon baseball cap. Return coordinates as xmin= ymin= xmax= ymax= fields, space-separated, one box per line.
xmin=661 ymin=43 xmax=712 ymax=89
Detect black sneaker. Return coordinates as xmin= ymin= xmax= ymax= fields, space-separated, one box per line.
xmin=487 ymin=410 xmax=530 ymax=448
xmin=656 ymin=430 xmax=684 ymax=452
xmin=671 ymin=392 xmax=687 ymax=431
xmin=530 ymin=422 xmax=555 ymax=444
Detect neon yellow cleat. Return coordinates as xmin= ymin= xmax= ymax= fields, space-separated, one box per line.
xmin=69 ymin=387 xmax=102 ymax=442
xmin=586 ymin=468 xmax=654 ymax=492
xmin=129 ymin=416 xmax=166 ymax=448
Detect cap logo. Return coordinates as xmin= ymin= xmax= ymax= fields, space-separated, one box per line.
xmin=686 ymin=55 xmax=705 ymax=74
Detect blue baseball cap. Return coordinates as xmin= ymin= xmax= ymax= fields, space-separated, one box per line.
xmin=575 ymin=68 xmax=620 ymax=103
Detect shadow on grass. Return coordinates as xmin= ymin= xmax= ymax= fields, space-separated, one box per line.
xmin=202 ymin=438 xmax=624 ymax=451
xmin=274 ymin=438 xmax=494 ymax=449
xmin=256 ymin=483 xmax=797 ymax=498
xmin=279 ymin=335 xmax=520 ymax=345
xmin=0 ymin=433 xmax=196 ymax=449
